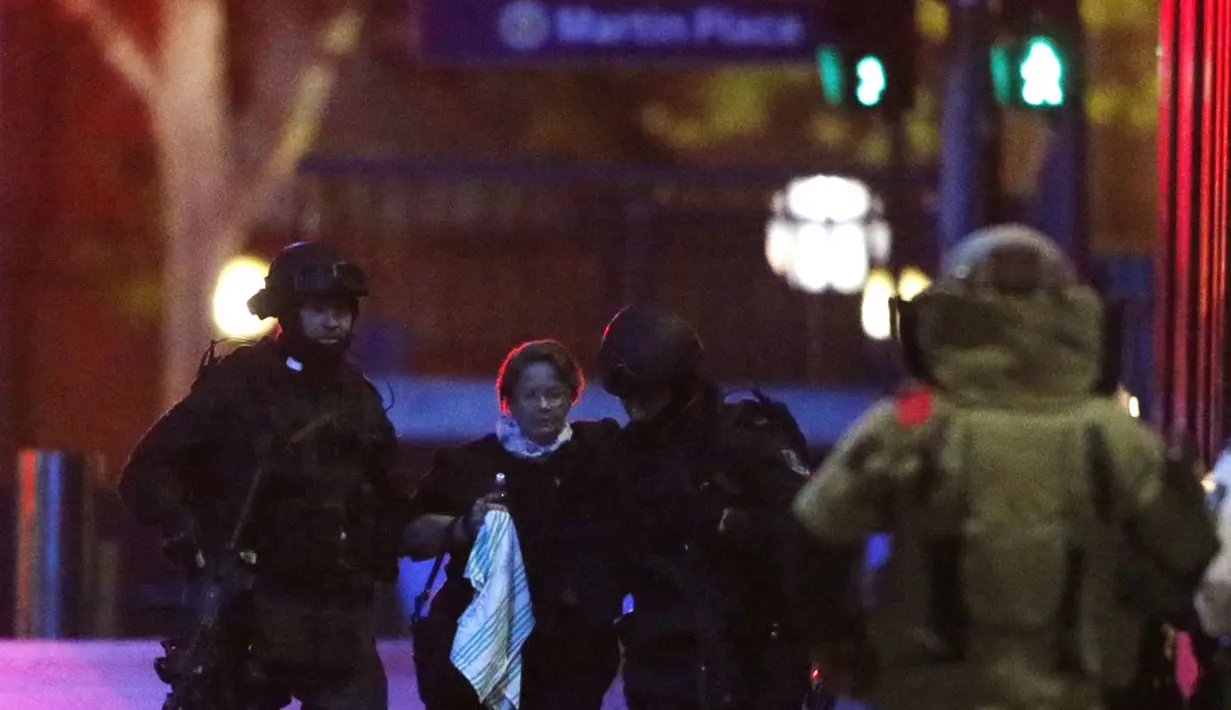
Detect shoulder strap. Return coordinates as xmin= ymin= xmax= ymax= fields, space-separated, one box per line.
xmin=226 ymin=408 xmax=337 ymax=552
xmin=410 ymin=517 xmax=460 ymax=625
xmin=288 ymin=409 xmax=337 ymax=446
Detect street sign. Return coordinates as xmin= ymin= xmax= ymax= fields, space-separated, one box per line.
xmin=413 ymin=0 xmax=842 ymax=64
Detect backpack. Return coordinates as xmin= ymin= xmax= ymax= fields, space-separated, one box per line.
xmin=883 ymin=394 xmax=1099 ymax=665
xmin=888 ymin=392 xmax=1214 ymax=688
xmin=722 ymin=387 xmax=814 ymax=471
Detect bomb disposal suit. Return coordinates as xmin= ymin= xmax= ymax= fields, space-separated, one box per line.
xmin=792 ymin=226 xmax=1218 ymax=710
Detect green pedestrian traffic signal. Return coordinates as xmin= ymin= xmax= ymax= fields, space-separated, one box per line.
xmin=815 ymin=46 xmax=910 ymax=111
xmin=855 ymin=56 xmax=887 ymax=107
xmin=1019 ymin=36 xmax=1065 ymax=107
xmin=991 ymin=34 xmax=1068 ymax=109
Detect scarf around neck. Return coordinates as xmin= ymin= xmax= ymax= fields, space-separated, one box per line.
xmin=496 ymin=415 xmax=573 ymax=460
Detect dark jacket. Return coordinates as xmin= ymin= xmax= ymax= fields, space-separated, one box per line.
xmin=119 ymin=337 xmax=411 ymax=590
xmin=409 ymin=419 xmax=627 ymax=710
xmin=411 ymin=419 xmax=628 ymax=632
xmin=619 ymin=384 xmax=814 ymax=709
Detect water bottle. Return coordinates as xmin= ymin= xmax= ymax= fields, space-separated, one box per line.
xmin=492 ymin=472 xmax=507 ymax=503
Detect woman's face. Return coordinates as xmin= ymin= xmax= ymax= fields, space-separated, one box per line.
xmin=508 ymin=361 xmax=572 ymax=445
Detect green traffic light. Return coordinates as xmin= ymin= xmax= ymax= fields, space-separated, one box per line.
xmin=816 ymin=46 xmax=845 ymax=106
xmin=989 ymin=45 xmax=1013 ymax=105
xmin=855 ymin=56 xmax=887 ymax=107
xmin=1019 ymin=36 xmax=1064 ymax=107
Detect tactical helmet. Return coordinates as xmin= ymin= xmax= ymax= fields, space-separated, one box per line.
xmin=598 ymin=305 xmax=704 ymax=398
xmin=247 ymin=241 xmax=368 ymax=320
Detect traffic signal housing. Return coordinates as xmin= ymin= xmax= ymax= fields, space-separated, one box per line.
xmin=817 ymin=0 xmax=918 ymax=113
xmin=817 ymin=46 xmax=911 ymax=112
xmin=991 ymin=34 xmax=1070 ymax=109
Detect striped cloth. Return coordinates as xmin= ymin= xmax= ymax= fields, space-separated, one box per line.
xmin=450 ymin=510 xmax=535 ymax=710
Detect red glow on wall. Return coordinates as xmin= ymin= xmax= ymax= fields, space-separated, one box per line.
xmin=1157 ymin=0 xmax=1231 ymax=457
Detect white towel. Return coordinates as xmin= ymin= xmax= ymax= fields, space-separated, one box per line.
xmin=450 ymin=510 xmax=535 ymax=710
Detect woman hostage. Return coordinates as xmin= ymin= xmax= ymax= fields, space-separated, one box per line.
xmin=402 ymin=340 xmax=627 ymax=710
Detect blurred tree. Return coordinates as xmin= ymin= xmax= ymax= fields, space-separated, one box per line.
xmin=55 ymin=0 xmax=367 ymax=403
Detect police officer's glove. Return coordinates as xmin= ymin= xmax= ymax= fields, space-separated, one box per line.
xmin=160 ymin=517 xmax=204 ymax=571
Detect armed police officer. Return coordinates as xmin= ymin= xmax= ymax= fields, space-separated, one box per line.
xmin=119 ymin=241 xmax=411 ymax=710
xmin=598 ymin=305 xmax=815 ymax=710
xmin=793 ymin=225 xmax=1219 ymax=710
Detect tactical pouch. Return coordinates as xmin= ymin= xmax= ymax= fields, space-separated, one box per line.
xmin=259 ymin=500 xmax=355 ymax=583
xmin=250 ymin=591 xmax=371 ymax=672
xmin=351 ymin=483 xmax=400 ymax=583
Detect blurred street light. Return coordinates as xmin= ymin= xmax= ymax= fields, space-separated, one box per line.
xmin=860 ymin=266 xmax=933 ymax=340
xmin=860 ymin=268 xmax=897 ymax=340
xmin=1115 ymin=385 xmax=1141 ymax=419
xmin=765 ymin=175 xmax=890 ymax=294
xmin=897 ymin=266 xmax=933 ymax=301
xmin=213 ymin=255 xmax=274 ymax=339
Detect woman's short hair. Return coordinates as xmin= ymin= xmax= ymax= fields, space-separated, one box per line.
xmin=496 ymin=339 xmax=585 ymax=412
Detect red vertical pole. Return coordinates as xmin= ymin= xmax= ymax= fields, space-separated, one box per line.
xmin=1199 ymin=0 xmax=1231 ymax=457
xmin=1174 ymin=2 xmax=1231 ymax=675
xmin=1157 ymin=0 xmax=1177 ymax=433
xmin=1209 ymin=1 xmax=1228 ymax=453
xmin=1157 ymin=0 xmax=1231 ymax=456
xmin=1174 ymin=0 xmax=1197 ymax=437
xmin=1198 ymin=0 xmax=1215 ymax=454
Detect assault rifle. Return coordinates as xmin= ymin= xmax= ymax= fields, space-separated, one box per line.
xmin=155 ymin=445 xmax=269 ymax=710
xmin=155 ymin=411 xmax=335 ymax=709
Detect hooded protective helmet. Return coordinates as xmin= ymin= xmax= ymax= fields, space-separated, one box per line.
xmin=895 ymin=224 xmax=1120 ymax=395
